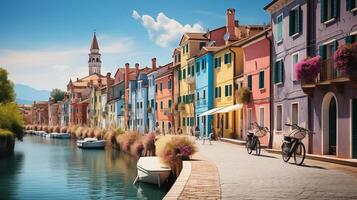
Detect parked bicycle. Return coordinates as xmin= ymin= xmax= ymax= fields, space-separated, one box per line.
xmin=281 ymin=123 xmax=312 ymax=165
xmin=245 ymin=122 xmax=269 ymax=156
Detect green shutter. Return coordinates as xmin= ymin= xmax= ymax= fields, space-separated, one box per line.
xmin=183 ymin=69 xmax=186 ymax=79
xmin=169 ymin=100 xmax=172 ymax=108
xmin=321 ymin=0 xmax=326 ymax=22
xmin=333 ymin=0 xmax=340 ymax=18
xmin=319 ymin=45 xmax=327 ymax=59
xmin=280 ymin=61 xmax=284 ymax=83
xmin=259 ymin=71 xmax=264 ymax=89
xmin=332 ymin=40 xmax=338 ymax=53
xmin=191 ymin=66 xmax=195 ymax=76
xmin=188 ymin=66 xmax=191 ymax=75
xmin=346 ymin=0 xmax=355 ymax=11
xmin=248 ymin=75 xmax=252 ymax=90
xmin=225 ymin=85 xmax=228 ymax=96
xmin=298 ymin=6 xmax=302 ymax=33
xmin=178 ymin=69 xmax=182 ymax=80
xmin=289 ymin=9 xmax=295 ymax=36
xmin=345 ymin=35 xmax=355 ymax=44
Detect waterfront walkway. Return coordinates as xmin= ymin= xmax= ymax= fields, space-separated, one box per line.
xmin=197 ymin=141 xmax=357 ymax=200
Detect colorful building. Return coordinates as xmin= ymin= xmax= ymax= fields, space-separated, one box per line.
xmin=124 ymin=63 xmax=139 ymax=130
xmin=239 ymin=29 xmax=272 ymax=145
xmin=135 ymin=66 xmax=151 ymax=133
xmin=48 ymin=99 xmax=60 ymax=126
xmin=32 ymin=101 xmax=49 ymax=125
xmin=265 ymin=0 xmax=310 ymax=150
xmin=172 ymin=49 xmax=181 ymax=131
xmin=155 ymin=63 xmax=174 ymax=133
xmin=147 ymin=58 xmax=158 ymax=132
xmin=300 ymin=0 xmax=357 ymax=158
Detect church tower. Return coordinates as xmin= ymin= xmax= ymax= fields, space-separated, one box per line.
xmin=88 ymin=32 xmax=101 ymax=75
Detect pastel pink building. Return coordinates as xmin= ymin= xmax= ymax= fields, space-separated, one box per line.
xmin=241 ymin=29 xmax=271 ymax=146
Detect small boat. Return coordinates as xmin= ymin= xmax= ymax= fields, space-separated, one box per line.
xmin=50 ymin=132 xmax=71 ymax=139
xmin=77 ymin=138 xmax=105 ymax=149
xmin=135 ymin=156 xmax=171 ymax=187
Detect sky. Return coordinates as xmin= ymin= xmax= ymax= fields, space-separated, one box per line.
xmin=0 ymin=0 xmax=271 ymax=91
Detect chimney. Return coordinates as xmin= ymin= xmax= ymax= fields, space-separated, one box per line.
xmin=135 ymin=63 xmax=139 ymax=76
xmin=151 ymin=58 xmax=157 ymax=70
xmin=125 ymin=63 xmax=129 ymax=89
xmin=106 ymin=72 xmax=112 ymax=99
xmin=226 ymin=8 xmax=236 ymax=39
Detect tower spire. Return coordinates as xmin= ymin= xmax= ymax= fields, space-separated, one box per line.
xmin=88 ymin=32 xmax=101 ymax=75
xmin=90 ymin=32 xmax=99 ymax=50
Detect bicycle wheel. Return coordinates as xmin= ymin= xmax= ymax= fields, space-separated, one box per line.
xmin=255 ymin=139 xmax=261 ymax=156
xmin=281 ymin=143 xmax=290 ymax=162
xmin=294 ymin=142 xmax=306 ymax=165
xmin=246 ymin=138 xmax=252 ymax=154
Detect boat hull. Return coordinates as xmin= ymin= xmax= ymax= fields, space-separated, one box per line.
xmin=136 ymin=157 xmax=171 ymax=187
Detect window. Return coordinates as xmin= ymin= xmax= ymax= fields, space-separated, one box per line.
xmin=345 ymin=34 xmax=356 ymax=44
xmin=217 ymin=114 xmax=220 ymax=128
xmin=182 ymin=117 xmax=186 ymax=126
xmin=191 ymin=65 xmax=195 ymax=76
xmin=215 ymin=87 xmax=221 ymax=98
xmin=151 ymin=99 xmax=154 ymax=108
xmin=160 ymin=101 xmax=163 ymax=109
xmin=182 ymin=69 xmax=186 ymax=79
xmin=259 ymin=107 xmax=264 ymax=126
xmin=321 ymin=0 xmax=340 ymax=23
xmin=203 ymin=90 xmax=206 ymax=99
xmin=199 ymin=42 xmax=205 ymax=50
xmin=178 ymin=96 xmax=181 ymax=103
xmin=168 ymin=80 xmax=171 ymax=90
xmin=289 ymin=6 xmax=302 ymax=36
xmin=197 ymin=92 xmax=200 ymax=100
xmin=319 ymin=40 xmax=338 ymax=60
xmin=196 ymin=61 xmax=200 ymax=73
xmin=274 ymin=60 xmax=284 ymax=84
xmin=225 ymin=84 xmax=232 ymax=96
xmin=168 ymin=100 xmax=172 ymax=108
xmin=140 ymin=102 xmax=143 ymax=109
xmin=248 ymin=109 xmax=252 ymax=129
xmin=225 ymin=112 xmax=229 ymax=129
xmin=155 ymin=84 xmax=158 ymax=92
xmin=247 ymin=75 xmax=252 ymax=90
xmin=201 ymin=59 xmax=206 ymax=70
xmin=190 ymin=117 xmax=195 ymax=127
xmin=292 ymin=52 xmax=299 ymax=81
xmin=188 ymin=65 xmax=191 ymax=76
xmin=224 ymin=53 xmax=232 ymax=64
xmin=277 ymin=14 xmax=283 ymax=42
xmin=259 ymin=71 xmax=265 ymax=89
xmin=291 ymin=103 xmax=299 ymax=128
xmin=178 ymin=69 xmax=182 ymax=80
xmin=214 ymin=57 xmax=221 ymax=68
xmin=276 ymin=105 xmax=283 ymax=131
xmin=185 ymin=44 xmax=189 ymax=53
xmin=155 ymin=102 xmax=158 ymax=111
xmin=346 ymin=0 xmax=357 ymax=11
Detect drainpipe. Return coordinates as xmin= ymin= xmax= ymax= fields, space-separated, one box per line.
xmin=229 ymin=47 xmax=237 ymax=138
xmin=265 ymin=29 xmax=274 ymax=149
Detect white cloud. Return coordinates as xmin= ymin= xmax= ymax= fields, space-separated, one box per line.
xmin=132 ymin=10 xmax=204 ymax=48
xmin=0 ymin=35 xmax=135 ymax=90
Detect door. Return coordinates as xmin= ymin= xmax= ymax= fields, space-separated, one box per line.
xmin=353 ymin=99 xmax=357 ymax=158
xmin=329 ymin=98 xmax=337 ymax=155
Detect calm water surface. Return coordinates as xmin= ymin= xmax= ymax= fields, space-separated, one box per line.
xmin=0 ymin=135 xmax=169 ymax=200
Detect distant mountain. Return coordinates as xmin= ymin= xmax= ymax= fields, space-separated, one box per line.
xmin=15 ymin=84 xmax=50 ymax=104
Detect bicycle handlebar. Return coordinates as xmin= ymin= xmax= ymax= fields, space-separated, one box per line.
xmin=251 ymin=122 xmax=270 ymax=132
xmin=285 ymin=123 xmax=312 ymax=133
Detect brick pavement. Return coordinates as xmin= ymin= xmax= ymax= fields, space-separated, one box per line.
xmin=197 ymin=141 xmax=357 ymax=200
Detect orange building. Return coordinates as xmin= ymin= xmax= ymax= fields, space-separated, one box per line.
xmin=155 ymin=63 xmax=174 ymax=133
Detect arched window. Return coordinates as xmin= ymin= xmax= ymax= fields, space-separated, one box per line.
xmin=96 ymin=58 xmax=99 ymax=62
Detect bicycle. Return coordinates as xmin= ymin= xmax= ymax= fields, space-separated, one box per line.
xmin=245 ymin=122 xmax=269 ymax=156
xmin=281 ymin=123 xmax=313 ymax=165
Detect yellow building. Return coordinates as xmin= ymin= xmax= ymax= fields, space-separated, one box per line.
xmin=213 ymin=45 xmax=244 ymax=138
xmin=178 ymin=33 xmax=208 ymax=134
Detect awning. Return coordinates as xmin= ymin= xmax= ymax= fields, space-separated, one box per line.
xmin=214 ymin=104 xmax=243 ymax=113
xmin=198 ymin=107 xmax=225 ymax=117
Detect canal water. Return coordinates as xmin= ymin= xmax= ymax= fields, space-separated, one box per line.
xmin=0 ymin=135 xmax=170 ymax=200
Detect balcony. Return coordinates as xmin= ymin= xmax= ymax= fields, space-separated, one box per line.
xmin=186 ymin=76 xmax=195 ymax=85
xmin=196 ymin=99 xmax=207 ymax=106
xmin=302 ymin=58 xmax=356 ymax=95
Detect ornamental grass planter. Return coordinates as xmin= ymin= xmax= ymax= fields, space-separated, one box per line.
xmin=237 ymin=87 xmax=252 ymax=104
xmin=334 ymin=43 xmax=357 ymax=75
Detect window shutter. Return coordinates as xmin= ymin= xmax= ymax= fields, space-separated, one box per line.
xmin=289 ymin=9 xmax=295 ymax=36
xmin=273 ymin=62 xmax=278 ymax=83
xmin=333 ymin=0 xmax=340 ymax=18
xmin=215 ymin=88 xmax=217 ymax=98
xmin=219 ymin=87 xmax=221 ymax=97
xmin=225 ymin=85 xmax=228 ymax=96
xmin=280 ymin=61 xmax=284 ymax=83
xmin=228 ymin=53 xmax=231 ymax=63
xmin=319 ymin=45 xmax=327 ymax=59
xmin=345 ymin=35 xmax=355 ymax=44
xmin=191 ymin=66 xmax=195 ymax=76
xmin=248 ymin=75 xmax=252 ymax=90
xmin=178 ymin=69 xmax=182 ymax=80
xmin=346 ymin=0 xmax=354 ymax=11
xmin=332 ymin=40 xmax=338 ymax=53
xmin=298 ymin=6 xmax=302 ymax=33
xmin=321 ymin=0 xmax=326 ymax=22
xmin=259 ymin=71 xmax=264 ymax=89
xmin=188 ymin=66 xmax=191 ymax=75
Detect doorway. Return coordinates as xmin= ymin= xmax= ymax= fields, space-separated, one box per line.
xmin=328 ymin=98 xmax=337 ymax=155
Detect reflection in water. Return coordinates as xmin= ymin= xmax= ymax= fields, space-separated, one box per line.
xmin=0 ymin=135 xmax=169 ymax=200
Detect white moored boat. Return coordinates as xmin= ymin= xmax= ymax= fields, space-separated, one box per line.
xmin=135 ymin=156 xmax=171 ymax=187
xmin=50 ymin=132 xmax=71 ymax=139
xmin=76 ymin=138 xmax=105 ymax=149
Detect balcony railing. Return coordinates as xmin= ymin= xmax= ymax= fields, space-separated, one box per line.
xmin=317 ymin=58 xmax=346 ymax=83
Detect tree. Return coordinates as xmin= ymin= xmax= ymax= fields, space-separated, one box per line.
xmin=0 ymin=102 xmax=24 ymax=140
xmin=0 ymin=68 xmax=15 ymax=103
xmin=50 ymin=88 xmax=65 ymax=102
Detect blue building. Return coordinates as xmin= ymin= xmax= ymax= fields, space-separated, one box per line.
xmin=195 ymin=48 xmax=215 ymax=137
xmin=135 ymin=72 xmax=149 ymax=133
xmin=147 ymin=58 xmax=158 ymax=132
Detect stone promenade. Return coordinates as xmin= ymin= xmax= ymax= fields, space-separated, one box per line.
xmin=197 ymin=141 xmax=357 ymax=200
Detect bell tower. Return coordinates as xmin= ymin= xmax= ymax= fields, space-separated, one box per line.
xmin=88 ymin=32 xmax=101 ymax=75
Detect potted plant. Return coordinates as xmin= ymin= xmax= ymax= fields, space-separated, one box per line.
xmin=334 ymin=43 xmax=357 ymax=75
xmin=147 ymin=106 xmax=152 ymax=113
xmin=295 ymin=56 xmax=321 ymax=83
xmin=237 ymin=87 xmax=252 ymax=104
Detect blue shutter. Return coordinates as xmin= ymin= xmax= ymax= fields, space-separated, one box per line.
xmin=346 ymin=0 xmax=355 ymax=11
xmin=321 ymin=0 xmax=326 ymax=22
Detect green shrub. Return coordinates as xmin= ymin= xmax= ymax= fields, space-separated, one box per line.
xmin=0 ymin=103 xmax=24 ymax=140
